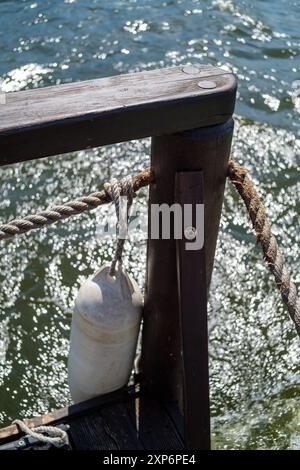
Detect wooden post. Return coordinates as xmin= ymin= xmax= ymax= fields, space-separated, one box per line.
xmin=141 ymin=119 xmax=234 ymax=446
xmin=175 ymin=171 xmax=209 ymax=450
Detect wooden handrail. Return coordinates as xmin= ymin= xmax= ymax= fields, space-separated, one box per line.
xmin=0 ymin=65 xmax=236 ymax=166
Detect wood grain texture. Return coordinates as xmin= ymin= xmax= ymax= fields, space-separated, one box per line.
xmin=69 ymin=405 xmax=144 ymax=450
xmin=175 ymin=171 xmax=210 ymax=450
xmin=130 ymin=396 xmax=184 ymax=450
xmin=68 ymin=397 xmax=183 ymax=451
xmin=0 ymin=65 xmax=236 ymax=165
xmin=141 ymin=119 xmax=234 ymax=410
xmin=100 ymin=403 xmax=144 ymax=450
xmin=68 ymin=413 xmax=117 ymax=450
xmin=0 ymin=386 xmax=137 ymax=442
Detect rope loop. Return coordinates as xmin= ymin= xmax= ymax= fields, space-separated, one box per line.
xmin=104 ymin=175 xmax=135 ymax=277
xmin=13 ymin=419 xmax=68 ymax=448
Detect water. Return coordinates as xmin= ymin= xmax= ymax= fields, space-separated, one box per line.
xmin=0 ymin=0 xmax=299 ymax=450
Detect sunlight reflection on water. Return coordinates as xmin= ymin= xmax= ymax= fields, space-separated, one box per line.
xmin=0 ymin=0 xmax=299 ymax=449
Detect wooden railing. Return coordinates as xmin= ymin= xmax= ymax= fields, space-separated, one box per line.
xmin=0 ymin=64 xmax=237 ymax=450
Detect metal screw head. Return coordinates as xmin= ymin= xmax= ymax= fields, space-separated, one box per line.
xmin=184 ymin=226 xmax=197 ymax=240
xmin=182 ymin=65 xmax=200 ymax=75
xmin=198 ymin=80 xmax=217 ymax=89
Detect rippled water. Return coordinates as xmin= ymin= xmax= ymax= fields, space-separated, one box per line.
xmin=0 ymin=0 xmax=299 ymax=450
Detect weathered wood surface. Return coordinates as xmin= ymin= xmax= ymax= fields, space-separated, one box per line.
xmin=69 ymin=403 xmax=144 ymax=450
xmin=0 ymin=387 xmax=137 ymax=442
xmin=0 ymin=65 xmax=236 ymax=165
xmin=126 ymin=396 xmax=184 ymax=450
xmin=68 ymin=396 xmax=183 ymax=450
xmin=0 ymin=389 xmax=184 ymax=450
xmin=175 ymin=171 xmax=210 ymax=450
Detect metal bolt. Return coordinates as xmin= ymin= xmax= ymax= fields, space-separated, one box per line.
xmin=184 ymin=226 xmax=197 ymax=240
xmin=18 ymin=440 xmax=25 ymax=447
xmin=182 ymin=65 xmax=200 ymax=75
xmin=198 ymin=80 xmax=217 ymax=89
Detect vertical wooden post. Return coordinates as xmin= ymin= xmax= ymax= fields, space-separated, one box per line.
xmin=141 ymin=119 xmax=234 ymax=445
xmin=175 ymin=171 xmax=209 ymax=450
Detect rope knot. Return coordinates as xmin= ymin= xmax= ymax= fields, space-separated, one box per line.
xmin=13 ymin=419 xmax=69 ymax=449
xmin=104 ymin=175 xmax=135 ymax=277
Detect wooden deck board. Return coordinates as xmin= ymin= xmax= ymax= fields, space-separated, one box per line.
xmin=125 ymin=396 xmax=184 ymax=450
xmin=0 ymin=388 xmax=185 ymax=451
xmin=68 ymin=407 xmax=145 ymax=451
xmin=99 ymin=402 xmax=144 ymax=450
xmin=68 ymin=396 xmax=183 ymax=451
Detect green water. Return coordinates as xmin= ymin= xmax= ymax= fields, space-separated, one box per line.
xmin=0 ymin=0 xmax=300 ymax=450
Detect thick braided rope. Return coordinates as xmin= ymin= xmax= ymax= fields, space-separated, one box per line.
xmin=104 ymin=175 xmax=135 ymax=276
xmin=1 ymin=158 xmax=299 ymax=336
xmin=0 ymin=168 xmax=152 ymax=241
xmin=13 ymin=419 xmax=68 ymax=448
xmin=228 ymin=158 xmax=300 ymax=338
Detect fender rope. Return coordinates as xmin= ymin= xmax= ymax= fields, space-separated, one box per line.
xmin=104 ymin=175 xmax=135 ymax=277
xmin=13 ymin=419 xmax=68 ymax=448
xmin=228 ymin=158 xmax=300 ymax=338
xmin=0 ymin=160 xmax=299 ymax=337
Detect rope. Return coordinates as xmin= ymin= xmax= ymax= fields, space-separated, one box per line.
xmin=13 ymin=419 xmax=68 ymax=448
xmin=1 ymin=158 xmax=299 ymax=336
xmin=104 ymin=175 xmax=135 ymax=277
xmin=0 ymin=168 xmax=152 ymax=241
xmin=228 ymin=158 xmax=300 ymax=338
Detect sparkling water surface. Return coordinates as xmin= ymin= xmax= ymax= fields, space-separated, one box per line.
xmin=0 ymin=0 xmax=300 ymax=449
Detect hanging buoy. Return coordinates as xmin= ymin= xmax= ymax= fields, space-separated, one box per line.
xmin=68 ymin=175 xmax=142 ymax=403
xmin=68 ymin=264 xmax=142 ymax=403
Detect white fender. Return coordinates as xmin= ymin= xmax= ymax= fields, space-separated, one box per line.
xmin=68 ymin=264 xmax=142 ymax=403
